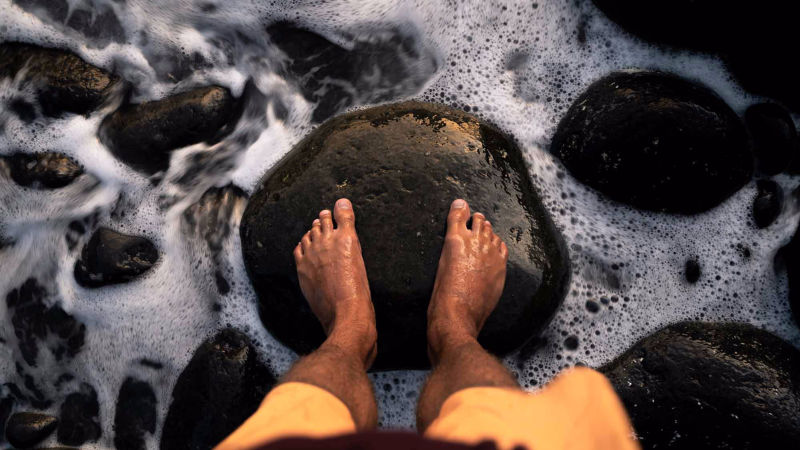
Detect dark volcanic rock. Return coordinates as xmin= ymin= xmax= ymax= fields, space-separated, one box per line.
xmin=57 ymin=383 xmax=101 ymax=446
xmin=601 ymin=322 xmax=800 ymax=449
xmin=5 ymin=412 xmax=59 ymax=448
xmin=241 ymin=101 xmax=570 ymax=369
xmin=551 ymin=70 xmax=752 ymax=214
xmin=74 ymin=228 xmax=159 ymax=287
xmin=160 ymin=328 xmax=276 ymax=450
xmin=267 ymin=22 xmax=438 ymax=123
xmin=114 ymin=378 xmax=157 ymax=450
xmin=99 ymin=86 xmax=239 ymax=175
xmin=6 ymin=278 xmax=86 ymax=367
xmin=0 ymin=42 xmax=118 ymax=117
xmin=3 ymin=152 xmax=83 ymax=189
xmin=591 ymin=1 xmax=800 ymax=112
xmin=752 ymin=179 xmax=783 ymax=229
xmin=745 ymin=103 xmax=798 ymax=175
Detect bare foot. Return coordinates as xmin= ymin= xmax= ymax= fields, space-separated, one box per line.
xmin=293 ymin=198 xmax=377 ymax=366
xmin=427 ymin=199 xmax=509 ymax=361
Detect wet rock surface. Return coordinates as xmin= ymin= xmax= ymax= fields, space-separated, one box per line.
xmin=601 ymin=322 xmax=800 ymax=449
xmin=752 ymin=179 xmax=783 ymax=229
xmin=160 ymin=328 xmax=276 ymax=450
xmin=5 ymin=412 xmax=59 ymax=448
xmin=551 ymin=70 xmax=751 ymax=214
xmin=267 ymin=22 xmax=438 ymax=123
xmin=591 ymin=1 xmax=800 ymax=112
xmin=241 ymin=101 xmax=570 ymax=369
xmin=746 ymin=104 xmax=798 ymax=175
xmin=57 ymin=383 xmax=101 ymax=446
xmin=99 ymin=86 xmax=239 ymax=175
xmin=0 ymin=42 xmax=118 ymax=117
xmin=6 ymin=278 xmax=86 ymax=368
xmin=2 ymin=152 xmax=84 ymax=189
xmin=114 ymin=378 xmax=157 ymax=450
xmin=74 ymin=228 xmax=159 ymax=287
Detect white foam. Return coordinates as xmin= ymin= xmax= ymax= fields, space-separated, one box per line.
xmin=1 ymin=0 xmax=799 ymax=444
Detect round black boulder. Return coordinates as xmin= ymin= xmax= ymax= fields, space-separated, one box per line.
xmin=601 ymin=322 xmax=800 ymax=449
xmin=74 ymin=228 xmax=159 ymax=287
xmin=5 ymin=412 xmax=58 ymax=448
xmin=113 ymin=378 xmax=156 ymax=450
xmin=3 ymin=152 xmax=84 ymax=189
xmin=0 ymin=42 xmax=118 ymax=117
xmin=99 ymin=86 xmax=240 ymax=175
xmin=551 ymin=70 xmax=752 ymax=214
xmin=160 ymin=328 xmax=276 ymax=450
xmin=57 ymin=383 xmax=101 ymax=446
xmin=241 ymin=101 xmax=570 ymax=370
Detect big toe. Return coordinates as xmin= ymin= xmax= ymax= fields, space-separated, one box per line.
xmin=447 ymin=199 xmax=471 ymax=231
xmin=334 ymin=198 xmax=355 ymax=229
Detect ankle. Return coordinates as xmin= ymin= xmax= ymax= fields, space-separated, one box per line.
xmin=427 ymin=316 xmax=479 ymax=365
xmin=326 ymin=316 xmax=377 ymax=369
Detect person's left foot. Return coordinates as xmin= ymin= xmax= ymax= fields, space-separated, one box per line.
xmin=294 ymin=198 xmax=377 ymax=365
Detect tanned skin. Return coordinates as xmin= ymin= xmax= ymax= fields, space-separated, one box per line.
xmin=288 ymin=198 xmax=518 ymax=432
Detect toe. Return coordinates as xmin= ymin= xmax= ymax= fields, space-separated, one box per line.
xmin=334 ymin=198 xmax=355 ymax=230
xmin=301 ymin=231 xmax=312 ymax=251
xmin=320 ymin=209 xmax=333 ymax=232
xmin=471 ymin=212 xmax=485 ymax=233
xmin=447 ymin=199 xmax=471 ymax=232
xmin=500 ymin=241 xmax=509 ymax=259
xmin=293 ymin=242 xmax=303 ymax=260
xmin=481 ymin=220 xmax=493 ymax=238
xmin=311 ymin=219 xmax=322 ymax=240
xmin=492 ymin=234 xmax=501 ymax=247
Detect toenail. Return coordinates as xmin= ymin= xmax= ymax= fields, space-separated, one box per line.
xmin=320 ymin=210 xmax=331 ymax=216
xmin=336 ymin=199 xmax=352 ymax=209
xmin=452 ymin=199 xmax=466 ymax=208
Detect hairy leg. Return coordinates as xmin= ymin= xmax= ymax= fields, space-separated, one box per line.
xmin=286 ymin=198 xmax=378 ymax=429
xmin=417 ymin=199 xmax=518 ymax=431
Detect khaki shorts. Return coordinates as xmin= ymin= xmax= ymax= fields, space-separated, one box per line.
xmin=215 ymin=367 xmax=639 ymax=450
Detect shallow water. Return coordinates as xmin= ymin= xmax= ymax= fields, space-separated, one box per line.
xmin=1 ymin=0 xmax=799 ymax=446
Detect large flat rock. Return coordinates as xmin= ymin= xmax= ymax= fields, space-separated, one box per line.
xmin=241 ymin=101 xmax=569 ymax=370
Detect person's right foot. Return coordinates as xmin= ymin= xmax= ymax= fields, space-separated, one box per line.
xmin=427 ymin=199 xmax=508 ymax=359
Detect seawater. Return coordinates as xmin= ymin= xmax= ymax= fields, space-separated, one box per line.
xmin=1 ymin=0 xmax=799 ymax=446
